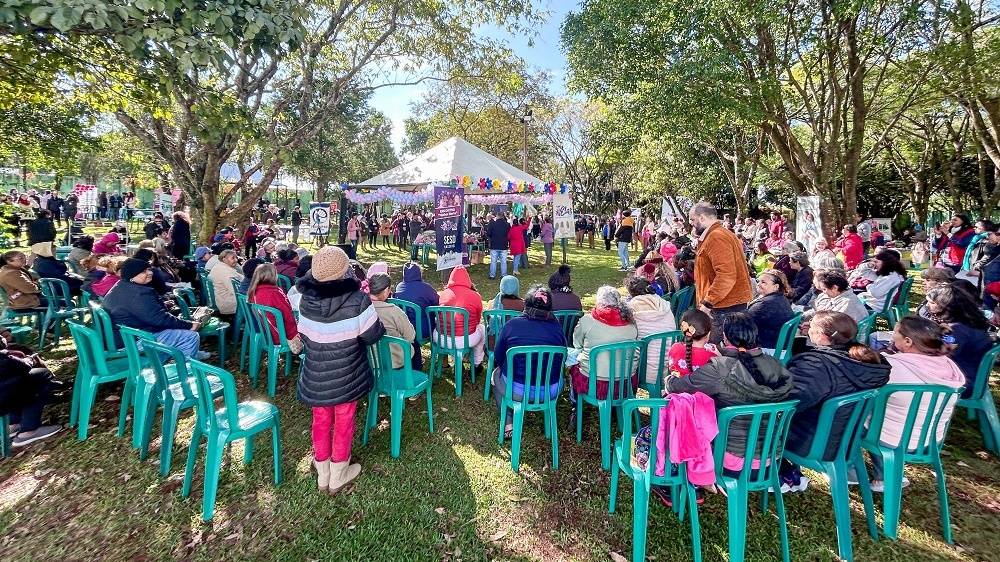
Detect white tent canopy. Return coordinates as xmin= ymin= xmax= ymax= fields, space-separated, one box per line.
xmin=355 ymin=136 xmax=544 ymax=188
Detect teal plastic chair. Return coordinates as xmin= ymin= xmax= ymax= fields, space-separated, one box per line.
xmin=174 ymin=287 xmax=229 ymax=366
xmin=139 ymin=339 xmax=225 ymax=477
xmin=387 ymin=298 xmax=430 ymax=346
xmin=497 ymin=345 xmax=566 ymax=472
xmin=427 ymin=306 xmax=475 ymax=397
xmin=0 ymin=318 xmax=33 ymax=343
xmin=957 ymin=343 xmax=1000 ymax=455
xmin=713 ymin=400 xmax=799 ymax=562
xmin=228 ymin=277 xmax=244 ymax=345
xmin=872 ymin=279 xmax=906 ymax=330
xmin=769 ymin=313 xmax=802 ymax=366
xmin=276 ymin=274 xmax=292 ymax=293
xmin=575 ymin=340 xmax=643 ymax=470
xmin=855 ymin=313 xmax=877 ymax=344
xmin=0 ymin=286 xmax=44 ymax=331
xmin=638 ymin=330 xmax=683 ymax=397
xmin=553 ymin=309 xmax=583 ymax=342
xmin=482 ymin=309 xmax=521 ymax=401
xmin=65 ymin=321 xmax=131 ymax=441
xmin=0 ymin=414 xmax=11 ymax=457
xmin=890 ymin=276 xmax=915 ymax=327
xmin=198 ymin=270 xmax=217 ymax=308
xmin=670 ymin=286 xmax=695 ymax=324
xmin=609 ymin=398 xmax=702 ymax=562
xmin=234 ymin=292 xmax=258 ymax=373
xmin=183 ymin=359 xmax=282 ymax=521
xmin=75 ymin=304 xmax=129 ymax=437
xmin=118 ymin=326 xmax=169 ymax=452
xmin=861 ymin=384 xmax=962 ymax=543
xmin=784 ymin=390 xmax=880 ymax=562
xmin=362 ymin=336 xmax=434 ymax=458
xmin=38 ymin=277 xmax=88 ymax=347
xmin=248 ymin=303 xmax=298 ymax=397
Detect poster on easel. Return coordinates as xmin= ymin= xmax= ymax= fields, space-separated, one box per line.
xmin=434 ymin=185 xmax=465 ymax=271
xmin=553 ymin=194 xmax=575 ymax=239
xmin=309 ymin=202 xmax=331 ymax=236
xmin=795 ymin=196 xmax=823 ymax=253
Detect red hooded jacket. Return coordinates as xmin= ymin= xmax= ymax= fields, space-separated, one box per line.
xmin=437 ymin=267 xmax=483 ymax=335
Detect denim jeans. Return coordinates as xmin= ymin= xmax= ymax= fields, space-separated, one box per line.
xmin=154 ymin=328 xmax=201 ymax=358
xmin=489 ymin=249 xmax=508 ymax=278
xmin=617 ymin=241 xmax=630 ymax=269
xmin=543 ymin=243 xmax=553 ymax=264
xmin=512 ymin=253 xmax=521 ymax=274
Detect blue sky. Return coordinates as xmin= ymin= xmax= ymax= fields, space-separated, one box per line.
xmin=369 ymin=1 xmax=577 ymax=153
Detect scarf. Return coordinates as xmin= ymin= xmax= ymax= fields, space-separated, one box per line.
xmin=591 ymin=305 xmax=630 ymax=327
xmin=523 ymin=306 xmax=553 ymax=321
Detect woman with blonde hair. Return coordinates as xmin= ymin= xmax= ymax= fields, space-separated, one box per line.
xmin=88 ymin=255 xmax=128 ymax=297
xmin=247 ymin=263 xmax=301 ymax=353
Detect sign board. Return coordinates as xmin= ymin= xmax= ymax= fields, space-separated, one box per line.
xmin=795 ymin=196 xmax=823 ymax=253
xmin=309 ymin=202 xmax=331 ymax=236
xmin=434 ymin=185 xmax=465 ymax=271
xmin=553 ymin=194 xmax=575 ymax=240
xmin=661 ymin=196 xmax=685 ymax=223
xmin=871 ymin=218 xmax=893 ymax=240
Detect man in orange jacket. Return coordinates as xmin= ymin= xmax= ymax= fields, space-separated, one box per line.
xmin=689 ymin=202 xmax=753 ymax=342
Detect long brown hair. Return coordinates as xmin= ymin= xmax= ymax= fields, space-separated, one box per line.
xmin=248 ymin=263 xmax=278 ymax=302
xmin=811 ymin=310 xmax=882 ymax=364
xmin=896 ymin=315 xmax=954 ymax=356
xmin=761 ymin=268 xmax=793 ymax=298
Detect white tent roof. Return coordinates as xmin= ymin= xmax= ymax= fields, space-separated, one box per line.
xmin=356 ymin=136 xmax=544 ymax=188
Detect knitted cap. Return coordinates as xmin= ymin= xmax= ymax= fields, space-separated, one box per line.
xmin=312 ymin=246 xmax=350 ymax=282
xmin=121 ymin=258 xmax=151 ymax=282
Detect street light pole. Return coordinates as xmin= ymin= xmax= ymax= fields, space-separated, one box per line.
xmin=519 ymin=105 xmax=532 ymax=172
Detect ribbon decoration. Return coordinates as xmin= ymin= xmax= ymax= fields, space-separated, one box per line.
xmin=449 ymin=177 xmax=571 ymax=194
xmin=343 ymin=183 xmax=564 ymax=206
xmin=466 ymin=193 xmax=553 ymax=205
xmin=343 ymin=185 xmax=435 ymax=205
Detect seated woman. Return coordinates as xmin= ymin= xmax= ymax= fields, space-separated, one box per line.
xmin=32 ymin=244 xmax=84 ymax=295
xmin=492 ymin=285 xmax=567 ymax=437
xmin=810 ymin=238 xmax=836 ymax=262
xmin=548 ymin=265 xmax=583 ymax=311
xmin=133 ymin=248 xmax=174 ymax=296
xmin=256 ymin=238 xmax=278 ymax=262
xmin=924 ymin=286 xmax=994 ymax=398
xmin=803 ymin=271 xmax=869 ymax=323
xmin=667 ymin=309 xmax=717 ymax=377
xmin=572 ymin=286 xmax=639 ymax=399
xmin=858 ymin=250 xmax=906 ymax=311
xmin=89 ymin=256 xmax=128 ymax=298
xmin=780 ymin=311 xmax=890 ymax=492
xmin=788 ymin=251 xmax=814 ymax=303
xmin=66 ymin=235 xmax=94 ymax=276
xmin=0 ymin=251 xmax=46 ymax=310
xmin=751 ymin=242 xmax=775 ymax=275
xmin=208 ymin=249 xmax=244 ymax=317
xmin=436 ymin=266 xmax=486 ymax=370
xmin=866 ymin=316 xmax=965 ymax=490
xmin=367 ymin=273 xmax=415 ymax=369
xmin=491 ymin=275 xmax=524 ymax=311
xmin=626 ymin=276 xmax=676 ymax=386
xmin=0 ymin=333 xmax=64 ymax=447
xmin=247 ymin=263 xmax=302 ymax=353
xmin=240 ymin=258 xmax=264 ymax=294
xmin=273 ymin=249 xmax=299 ymax=280
xmin=92 ymin=230 xmax=123 ymax=255
xmin=665 ymin=313 xmax=793 ymax=472
xmin=746 ymin=269 xmax=794 ymax=352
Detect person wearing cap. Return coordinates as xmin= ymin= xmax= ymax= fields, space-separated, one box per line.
xmin=295 ymin=245 xmax=385 ymax=494
xmin=273 ymin=248 xmax=299 ymax=280
xmin=194 ymin=246 xmax=212 ymax=271
xmin=394 ymin=262 xmax=438 ymax=370
xmin=548 ymin=264 xmax=582 ymax=311
xmin=27 ymin=209 xmax=56 ymax=265
xmin=209 ymin=250 xmax=244 ymax=316
xmin=103 ymin=257 xmax=206 ymax=359
xmin=367 ymin=273 xmax=415 ymax=369
xmin=239 ymin=258 xmax=264 ymax=294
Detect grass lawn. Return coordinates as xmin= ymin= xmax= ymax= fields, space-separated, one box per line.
xmin=2 ymin=228 xmax=999 ymax=561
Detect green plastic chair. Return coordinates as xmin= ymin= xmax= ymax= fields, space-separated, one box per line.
xmin=228 ymin=277 xmax=244 ymax=345
xmin=638 ymin=330 xmax=683 ymax=397
xmin=862 ymin=384 xmax=962 ymax=543
xmin=118 ymin=326 xmax=168 ymax=451
xmin=0 ymin=414 xmax=11 ymax=458
xmin=183 ymin=359 xmax=282 ymax=521
xmin=957 ymin=343 xmax=1000 ymax=455
xmin=198 ymin=270 xmax=217 ymax=308
xmin=481 ymin=309 xmax=521 ymax=401
xmin=78 ymin=289 xmax=93 ymax=308
xmin=66 ymin=321 xmax=131 ymax=441
xmin=174 ymin=287 xmax=229 ymax=366
xmin=248 ymin=303 xmax=298 ymax=397
xmin=362 ymin=335 xmax=434 ymax=458
xmin=575 ymin=340 xmax=643 ymax=470
xmin=1 ymin=318 xmax=34 ymax=344
xmin=497 ymin=345 xmax=566 ymax=472
xmin=713 ymin=400 xmax=799 ymax=562
xmin=872 ymin=279 xmax=906 ymax=330
xmin=387 ymin=298 xmax=430 ymax=346
xmin=38 ymin=277 xmax=88 ymax=347
xmin=233 ymin=292 xmax=256 ymax=373
xmin=855 ymin=313 xmax=877 ymax=344
xmin=276 ymin=274 xmax=292 ymax=293
xmin=553 ymin=309 xmax=583 ymax=342
xmin=427 ymin=306 xmax=475 ymax=397
xmin=0 ymin=286 xmax=44 ymax=331
xmin=670 ymin=286 xmax=695 ymax=324
xmin=72 ymin=304 xmax=129 ymax=437
xmin=784 ymin=390 xmax=880 ymax=562
xmin=609 ymin=398 xmax=702 ymax=562
xmin=889 ymin=276 xmax=915 ymax=327
xmin=139 ymin=339 xmax=225 ymax=477
xmin=769 ymin=313 xmax=802 ymax=366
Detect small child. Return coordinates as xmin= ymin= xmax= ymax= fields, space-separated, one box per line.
xmin=667 ymin=310 xmax=717 ymax=377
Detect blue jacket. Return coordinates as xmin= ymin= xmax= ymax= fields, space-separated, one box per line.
xmin=394 ymin=263 xmax=439 ymax=336
xmin=487 ymin=218 xmax=511 ymax=250
xmin=747 ymin=292 xmax=794 ymax=349
xmin=33 ymin=256 xmax=82 ymax=294
xmin=103 ymin=279 xmax=192 ymax=347
xmin=494 ymin=315 xmax=567 ymax=387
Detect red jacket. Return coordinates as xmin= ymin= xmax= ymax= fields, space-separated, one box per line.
xmin=834 ymin=233 xmax=865 ymax=270
xmin=437 ymin=267 xmax=483 ymax=336
xmin=508 ymin=224 xmax=528 ymax=255
xmin=947 ymin=227 xmax=975 ymax=267
xmin=249 ymin=283 xmax=298 ymax=343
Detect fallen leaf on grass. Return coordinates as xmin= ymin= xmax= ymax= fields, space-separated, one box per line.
xmin=441 ymin=407 xmax=448 ymax=412
xmin=488 ymin=528 xmax=509 ymax=542
xmin=610 ymin=552 xmax=628 ymax=562
xmin=435 ymin=507 xmax=446 ymax=515
xmin=956 ymin=461 xmax=971 ymax=468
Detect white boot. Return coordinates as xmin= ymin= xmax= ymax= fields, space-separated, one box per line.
xmin=327 ymin=457 xmax=362 ymax=495
xmin=314 ymin=459 xmax=330 ymax=491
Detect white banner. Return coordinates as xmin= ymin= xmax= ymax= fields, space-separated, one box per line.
xmin=553 ymin=194 xmax=575 ymax=240
xmin=871 ymin=218 xmax=893 ymax=240
xmin=795 ymin=196 xmax=823 ymax=253
xmin=309 ymin=202 xmax=331 ymax=236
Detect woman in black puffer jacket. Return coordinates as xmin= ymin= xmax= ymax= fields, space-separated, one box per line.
xmin=295 ymin=246 xmax=384 ymax=495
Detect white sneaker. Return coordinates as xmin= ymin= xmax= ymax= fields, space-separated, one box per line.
xmin=195 ymin=351 xmax=212 ymax=361
xmin=870 ymin=477 xmax=909 ymax=493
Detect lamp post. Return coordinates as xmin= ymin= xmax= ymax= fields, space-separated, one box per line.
xmin=519 ymin=105 xmax=532 ymax=172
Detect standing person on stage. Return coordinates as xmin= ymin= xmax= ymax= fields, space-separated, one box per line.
xmin=688 ymin=202 xmax=753 ymax=343
xmin=487 ymin=213 xmax=511 ymax=280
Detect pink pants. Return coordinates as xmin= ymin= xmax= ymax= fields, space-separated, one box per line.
xmin=311 ymin=401 xmax=358 ymax=462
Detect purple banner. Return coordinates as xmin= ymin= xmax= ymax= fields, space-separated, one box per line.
xmin=434 ymin=185 xmax=465 ymax=271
